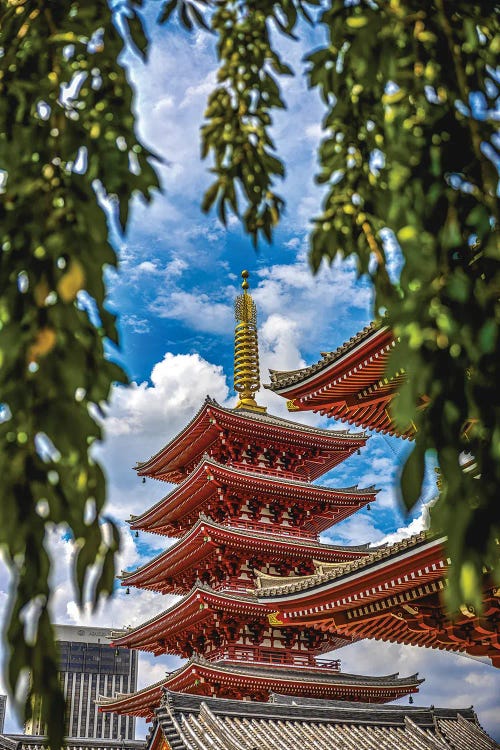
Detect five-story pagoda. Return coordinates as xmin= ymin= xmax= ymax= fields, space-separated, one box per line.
xmin=99 ymin=272 xmax=422 ymax=721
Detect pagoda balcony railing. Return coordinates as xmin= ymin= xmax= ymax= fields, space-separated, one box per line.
xmin=224 ymin=518 xmax=317 ymax=541
xmin=315 ymin=657 xmax=342 ymax=670
xmin=208 ymin=647 xmax=340 ymax=671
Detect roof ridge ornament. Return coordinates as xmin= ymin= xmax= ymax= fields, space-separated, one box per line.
xmin=234 ymin=270 xmax=267 ymax=413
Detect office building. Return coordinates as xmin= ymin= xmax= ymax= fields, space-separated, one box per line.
xmin=25 ymin=625 xmax=137 ymax=740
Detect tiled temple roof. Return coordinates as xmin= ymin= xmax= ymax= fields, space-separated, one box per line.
xmin=0 ymin=737 xmax=17 ymax=750
xmin=210 ymin=399 xmax=363 ymax=436
xmin=120 ymin=514 xmax=387 ymax=582
xmin=129 ymin=454 xmax=378 ymax=526
xmin=182 ymin=655 xmax=421 ymax=687
xmin=135 ymin=396 xmax=367 ymax=472
xmin=266 ymin=322 xmax=384 ymax=390
xmin=97 ymin=656 xmax=421 ymax=718
xmin=257 ymin=531 xmax=432 ymax=595
xmin=206 ymin=396 xmax=367 ymax=437
xmin=149 ymin=690 xmax=497 ymax=750
xmin=110 ymin=584 xmax=267 ymax=651
xmin=97 ymin=676 xmax=167 ymax=708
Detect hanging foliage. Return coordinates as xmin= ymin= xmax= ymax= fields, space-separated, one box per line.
xmin=0 ymin=1 xmax=158 ymax=743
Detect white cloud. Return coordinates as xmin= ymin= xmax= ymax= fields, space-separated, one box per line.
xmin=254 ymin=256 xmax=371 ymax=335
xmin=304 ymin=123 xmax=323 ymax=141
xmin=43 ymin=525 xmax=168 ymax=628
xmin=122 ymin=314 xmax=151 ymax=334
xmin=153 ymin=93 xmax=175 ymax=112
xmin=125 ymin=32 xmax=218 ymax=200
xmin=164 ymin=257 xmax=188 ymax=279
xmin=260 ymin=314 xmax=304 ymax=370
xmin=150 ymin=291 xmax=233 ymax=335
xmin=378 ymin=505 xmax=430 ymax=546
xmin=322 ymin=512 xmax=383 ymax=547
xmin=109 ymin=14 xmax=332 ymax=267
xmin=0 ymin=523 xmax=169 ymax=733
xmin=180 ymin=70 xmax=217 ymax=109
xmin=100 ymin=351 xmax=230 ymax=512
xmin=105 ymin=351 xmax=229 ymax=439
xmin=338 ymin=639 xmax=500 ymax=740
xmin=227 ymin=215 xmax=239 ymax=228
xmin=136 ymin=261 xmax=157 ymax=273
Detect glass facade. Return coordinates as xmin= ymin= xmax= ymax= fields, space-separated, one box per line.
xmin=0 ymin=694 xmax=6 ymax=734
xmin=58 ymin=642 xmax=133 ymax=676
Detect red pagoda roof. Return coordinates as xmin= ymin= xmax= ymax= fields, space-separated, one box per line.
xmin=129 ymin=456 xmax=377 ymax=537
xmin=135 ymin=397 xmax=368 ymax=482
xmin=121 ymin=514 xmax=386 ymax=595
xmin=258 ymin=532 xmax=445 ymax=608
xmin=266 ymin=325 xmax=412 ymax=438
xmin=258 ymin=533 xmax=500 ymax=666
xmin=111 ymin=585 xmax=269 ymax=655
xmin=98 ymin=678 xmax=165 ymax=719
xmin=98 ymin=657 xmax=422 ymax=719
xmin=267 ymin=322 xmax=389 ymax=393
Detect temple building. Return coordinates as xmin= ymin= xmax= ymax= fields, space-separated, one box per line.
xmin=98 ymin=274 xmax=422 ymax=720
xmin=97 ymin=274 xmax=498 ymax=747
xmin=264 ymin=321 xmax=500 ymax=668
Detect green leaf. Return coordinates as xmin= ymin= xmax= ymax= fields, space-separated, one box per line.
xmin=202 ymin=181 xmax=219 ymax=213
xmin=478 ymin=319 xmax=497 ymax=353
xmin=125 ymin=11 xmax=149 ymax=61
xmin=187 ymin=3 xmax=211 ymax=31
xmin=180 ymin=3 xmax=193 ymax=31
xmin=159 ymin=0 xmax=178 ymax=24
xmin=399 ymin=442 xmax=426 ymax=511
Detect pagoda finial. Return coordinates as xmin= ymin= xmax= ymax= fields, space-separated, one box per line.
xmin=234 ymin=270 xmax=266 ymax=413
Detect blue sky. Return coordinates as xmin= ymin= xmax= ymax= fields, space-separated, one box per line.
xmin=1 ymin=6 xmax=499 ymax=739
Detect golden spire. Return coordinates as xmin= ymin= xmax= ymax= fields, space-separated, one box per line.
xmin=234 ymin=270 xmax=266 ymax=413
